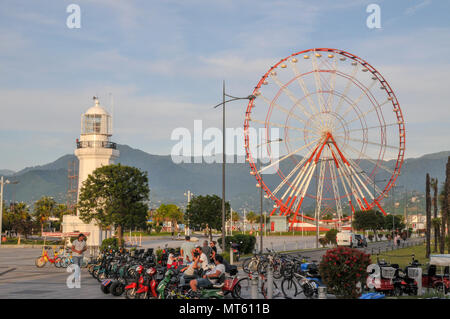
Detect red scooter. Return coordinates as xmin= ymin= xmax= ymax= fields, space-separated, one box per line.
xmin=124 ymin=265 xmax=144 ymax=299
xmin=135 ymin=267 xmax=159 ymax=299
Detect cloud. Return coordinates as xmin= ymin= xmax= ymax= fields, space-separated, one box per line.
xmin=404 ymin=0 xmax=432 ymax=16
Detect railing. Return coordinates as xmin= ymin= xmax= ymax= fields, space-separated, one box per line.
xmin=76 ymin=141 xmax=117 ymax=149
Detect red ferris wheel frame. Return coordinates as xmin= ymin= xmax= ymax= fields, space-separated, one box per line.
xmin=243 ymin=48 xmax=406 ymax=225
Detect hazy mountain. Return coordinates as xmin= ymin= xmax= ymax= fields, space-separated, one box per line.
xmin=1 ymin=144 xmax=449 ymax=213
xmin=0 ymin=169 xmax=15 ymax=176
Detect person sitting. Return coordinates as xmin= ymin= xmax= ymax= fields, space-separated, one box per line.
xmin=190 ymin=255 xmax=225 ymax=293
xmin=167 ymin=248 xmax=178 ymax=269
xmin=179 ymin=253 xmax=200 ymax=287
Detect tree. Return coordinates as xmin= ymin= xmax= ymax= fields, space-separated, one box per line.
xmin=325 ymin=228 xmax=339 ymax=245
xmin=431 ymin=178 xmax=439 ymax=252
xmin=352 ymin=210 xmax=385 ymax=241
xmin=33 ymin=196 xmax=56 ymax=235
xmin=184 ymin=195 xmax=230 ymax=237
xmin=426 ymin=173 xmax=432 ymax=258
xmin=78 ymin=164 xmax=150 ymax=247
xmin=246 ymin=211 xmax=257 ymax=231
xmin=384 ymin=214 xmax=405 ymax=232
xmin=53 ymin=204 xmax=69 ymax=231
xmin=231 ymin=211 xmax=240 ymax=222
xmin=11 ymin=203 xmax=33 ymax=241
xmin=155 ymin=204 xmax=183 ymax=230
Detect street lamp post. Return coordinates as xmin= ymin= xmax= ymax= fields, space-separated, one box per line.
xmin=256 ymin=138 xmax=282 ymax=253
xmin=213 ymin=82 xmax=255 ymax=252
xmin=184 ymin=190 xmax=193 ymax=236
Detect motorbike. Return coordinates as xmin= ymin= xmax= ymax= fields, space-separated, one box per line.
xmin=231 ymin=242 xmax=243 ymax=262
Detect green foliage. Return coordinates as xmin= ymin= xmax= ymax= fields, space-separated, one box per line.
xmin=185 ymin=194 xmax=230 ymax=231
xmin=319 ymin=247 xmax=371 ymax=299
xmin=217 ymin=234 xmax=256 ymax=254
xmin=2 ymin=203 xmax=34 ymax=238
xmin=101 ymin=237 xmax=119 ymax=251
xmin=325 ymin=229 xmax=339 ymax=245
xmin=353 ymin=210 xmax=385 ymax=236
xmin=153 ymin=203 xmax=183 ymax=227
xmin=155 ymin=225 xmax=162 ymax=233
xmin=384 ymin=214 xmax=405 ymax=231
xmin=33 ymin=196 xmax=57 ymax=233
xmin=319 ymin=237 xmax=329 ymax=247
xmin=77 ymin=164 xmax=149 ymax=246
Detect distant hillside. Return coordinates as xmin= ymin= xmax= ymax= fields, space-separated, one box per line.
xmin=2 ymin=145 xmax=449 ymax=212
xmin=0 ymin=169 xmax=15 ymax=176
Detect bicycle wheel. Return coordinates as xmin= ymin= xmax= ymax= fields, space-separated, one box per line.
xmin=60 ymin=257 xmax=68 ymax=268
xmin=281 ymin=278 xmax=298 ymax=299
xmin=257 ymin=259 xmax=269 ymax=274
xmin=35 ymin=256 xmax=46 ymax=268
xmin=261 ymin=279 xmax=282 ymax=299
xmin=233 ymin=277 xmax=251 ymax=299
xmin=272 ymin=262 xmax=282 ymax=280
xmin=242 ymin=258 xmax=252 ymax=273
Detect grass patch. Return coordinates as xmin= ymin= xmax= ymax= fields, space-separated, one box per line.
xmin=373 ymin=243 xmax=428 ymax=269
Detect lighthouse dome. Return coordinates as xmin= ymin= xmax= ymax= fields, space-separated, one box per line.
xmin=81 ymin=97 xmax=112 ymax=136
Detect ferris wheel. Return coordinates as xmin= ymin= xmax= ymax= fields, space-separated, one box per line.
xmin=244 ymin=48 xmax=405 ymax=230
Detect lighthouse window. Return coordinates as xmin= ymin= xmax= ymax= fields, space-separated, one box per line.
xmin=84 ymin=114 xmax=102 ymax=134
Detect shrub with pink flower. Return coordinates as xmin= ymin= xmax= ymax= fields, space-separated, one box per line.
xmin=319 ymin=246 xmax=371 ymax=298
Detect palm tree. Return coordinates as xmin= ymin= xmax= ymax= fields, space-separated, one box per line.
xmin=246 ymin=211 xmax=257 ymax=232
xmin=33 ymin=196 xmax=56 ymax=236
xmin=426 ymin=174 xmax=431 ymax=258
xmin=431 ymin=178 xmax=439 ymax=252
xmin=444 ymin=156 xmax=450 ymax=253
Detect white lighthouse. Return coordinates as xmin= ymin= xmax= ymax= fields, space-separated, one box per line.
xmin=62 ymin=97 xmax=120 ymax=247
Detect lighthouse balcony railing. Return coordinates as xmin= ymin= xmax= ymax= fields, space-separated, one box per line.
xmin=76 ymin=141 xmax=117 ymax=149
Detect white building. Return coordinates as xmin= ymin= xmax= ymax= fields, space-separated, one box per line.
xmin=62 ymin=97 xmax=120 ymax=247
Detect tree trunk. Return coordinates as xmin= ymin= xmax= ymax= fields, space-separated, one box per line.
xmin=444 ymin=156 xmax=450 ymax=253
xmin=433 ymin=179 xmax=438 ymax=252
xmin=426 ymin=173 xmax=431 ymax=258
xmin=116 ymin=224 xmax=123 ymax=248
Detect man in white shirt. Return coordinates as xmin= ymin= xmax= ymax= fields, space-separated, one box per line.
xmin=195 ymin=246 xmax=209 ymax=273
xmin=71 ymin=233 xmax=87 ymax=267
xmin=190 ymin=255 xmax=226 ymax=292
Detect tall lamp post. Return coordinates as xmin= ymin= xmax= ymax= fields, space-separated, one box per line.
xmin=184 ymin=190 xmax=193 ymax=236
xmin=213 ymin=82 xmax=255 ymax=251
xmin=256 ymin=138 xmax=282 ymax=253
xmin=0 ymin=177 xmax=19 ymax=246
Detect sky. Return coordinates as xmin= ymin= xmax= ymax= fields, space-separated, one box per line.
xmin=0 ymin=0 xmax=449 ymax=171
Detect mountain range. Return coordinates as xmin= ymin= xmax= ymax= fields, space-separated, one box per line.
xmin=1 ymin=144 xmax=449 ymax=213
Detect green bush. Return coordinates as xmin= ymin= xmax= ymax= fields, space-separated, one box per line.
xmin=155 ymin=225 xmax=162 ymax=233
xmin=319 ymin=237 xmax=329 ymax=247
xmin=325 ymin=229 xmax=338 ymax=245
xmin=101 ymin=237 xmax=119 ymax=251
xmin=218 ymin=234 xmax=256 ymax=254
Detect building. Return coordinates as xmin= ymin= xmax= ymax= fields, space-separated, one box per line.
xmin=62 ymin=97 xmax=120 ymax=246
